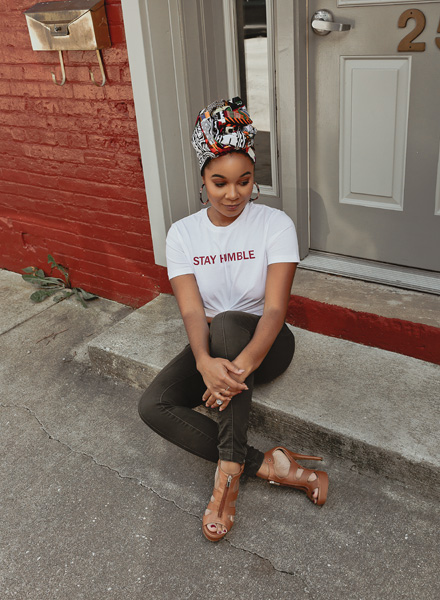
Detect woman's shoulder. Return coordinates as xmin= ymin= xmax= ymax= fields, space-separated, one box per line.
xmin=167 ymin=209 xmax=206 ymax=236
xmin=248 ymin=203 xmax=295 ymax=228
xmin=248 ymin=202 xmax=289 ymax=217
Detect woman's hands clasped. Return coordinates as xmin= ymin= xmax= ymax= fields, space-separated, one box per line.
xmin=197 ymin=356 xmax=248 ymax=412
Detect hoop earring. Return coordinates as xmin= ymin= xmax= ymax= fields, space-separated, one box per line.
xmin=250 ymin=182 xmax=260 ymax=202
xmin=199 ymin=183 xmax=209 ymax=205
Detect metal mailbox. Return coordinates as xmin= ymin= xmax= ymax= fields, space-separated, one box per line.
xmin=24 ymin=0 xmax=111 ymax=51
xmin=24 ymin=0 xmax=111 ymax=85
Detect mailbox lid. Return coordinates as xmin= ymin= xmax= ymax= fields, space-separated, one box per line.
xmin=24 ymin=1 xmax=105 ymax=20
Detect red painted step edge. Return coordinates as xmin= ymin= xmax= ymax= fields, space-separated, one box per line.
xmin=286 ymin=295 xmax=440 ymax=366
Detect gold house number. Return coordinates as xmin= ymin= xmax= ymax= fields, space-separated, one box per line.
xmin=398 ymin=9 xmax=440 ymax=51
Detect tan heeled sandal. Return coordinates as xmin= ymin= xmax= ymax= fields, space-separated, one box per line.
xmin=262 ymin=446 xmax=329 ymax=506
xmin=202 ymin=461 xmax=244 ymax=542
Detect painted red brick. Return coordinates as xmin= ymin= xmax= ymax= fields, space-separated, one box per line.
xmin=0 ymin=0 xmax=166 ymax=308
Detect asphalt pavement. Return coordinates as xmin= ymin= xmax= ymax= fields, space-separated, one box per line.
xmin=0 ymin=269 xmax=438 ymax=600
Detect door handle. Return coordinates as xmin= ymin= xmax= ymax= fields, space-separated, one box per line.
xmin=312 ymin=10 xmax=352 ymax=36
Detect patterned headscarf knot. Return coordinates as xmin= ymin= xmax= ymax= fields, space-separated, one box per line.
xmin=191 ymin=97 xmax=257 ymax=172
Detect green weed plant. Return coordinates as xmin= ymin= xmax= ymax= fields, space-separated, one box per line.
xmin=22 ymin=255 xmax=98 ymax=308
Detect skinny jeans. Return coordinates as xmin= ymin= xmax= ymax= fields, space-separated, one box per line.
xmin=138 ymin=311 xmax=295 ymax=476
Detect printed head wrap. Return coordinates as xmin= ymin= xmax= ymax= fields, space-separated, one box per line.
xmin=191 ymin=97 xmax=257 ymax=172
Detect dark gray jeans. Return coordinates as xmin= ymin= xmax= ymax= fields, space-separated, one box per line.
xmin=138 ymin=311 xmax=295 ymax=476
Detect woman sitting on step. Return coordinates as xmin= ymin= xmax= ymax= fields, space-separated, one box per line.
xmin=138 ymin=98 xmax=329 ymax=542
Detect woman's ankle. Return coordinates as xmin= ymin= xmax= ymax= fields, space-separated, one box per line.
xmin=219 ymin=460 xmax=242 ymax=475
xmin=256 ymin=461 xmax=269 ymax=479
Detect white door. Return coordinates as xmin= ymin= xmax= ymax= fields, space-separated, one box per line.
xmin=308 ymin=0 xmax=440 ymax=272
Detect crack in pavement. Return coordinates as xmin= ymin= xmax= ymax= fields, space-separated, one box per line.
xmin=1 ymin=402 xmax=314 ymax=594
xmin=0 ymin=302 xmax=56 ymax=337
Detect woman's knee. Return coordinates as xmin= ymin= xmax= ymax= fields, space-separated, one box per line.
xmin=138 ymin=386 xmax=161 ymax=427
xmin=254 ymin=325 xmax=295 ymax=384
xmin=209 ymin=311 xmax=259 ymax=359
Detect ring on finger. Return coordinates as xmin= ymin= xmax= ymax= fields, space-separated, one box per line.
xmin=216 ymin=399 xmax=223 ymax=405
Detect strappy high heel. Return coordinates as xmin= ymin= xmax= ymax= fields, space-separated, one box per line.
xmin=262 ymin=446 xmax=329 ymax=506
xmin=202 ymin=461 xmax=244 ymax=542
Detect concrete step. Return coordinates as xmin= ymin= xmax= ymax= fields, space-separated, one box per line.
xmin=88 ymin=294 xmax=440 ymax=492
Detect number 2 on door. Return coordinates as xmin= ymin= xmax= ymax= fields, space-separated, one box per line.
xmin=398 ymin=9 xmax=426 ymax=52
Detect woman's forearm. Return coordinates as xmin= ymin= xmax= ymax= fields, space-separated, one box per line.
xmin=171 ymin=275 xmax=211 ymax=366
xmin=232 ymin=262 xmax=296 ymax=377
xmin=233 ymin=307 xmax=286 ymax=375
xmin=181 ymin=311 xmax=211 ymax=367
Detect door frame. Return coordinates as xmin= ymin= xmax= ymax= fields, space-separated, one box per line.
xmin=120 ymin=0 xmax=310 ymax=266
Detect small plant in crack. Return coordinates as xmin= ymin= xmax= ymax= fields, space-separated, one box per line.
xmin=22 ymin=254 xmax=98 ymax=308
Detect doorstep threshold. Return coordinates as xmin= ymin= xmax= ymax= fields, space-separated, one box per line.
xmin=299 ymin=251 xmax=440 ymax=296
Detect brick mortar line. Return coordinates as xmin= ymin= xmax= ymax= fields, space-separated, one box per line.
xmin=0 ymin=178 xmax=146 ymax=199
xmin=12 ymin=239 xmax=155 ymax=261
xmin=15 ymin=239 xmax=155 ymax=258
xmin=0 ymin=155 xmax=141 ymax=169
xmin=10 ymin=256 xmax=161 ymax=281
xmin=0 ymin=110 xmax=137 ymax=119
xmin=1 ymin=216 xmax=149 ymax=238
xmin=0 ymin=200 xmax=148 ymax=223
xmin=0 ymin=148 xmax=142 ymax=160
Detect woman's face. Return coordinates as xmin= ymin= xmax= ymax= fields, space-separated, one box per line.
xmin=202 ymin=152 xmax=255 ymax=226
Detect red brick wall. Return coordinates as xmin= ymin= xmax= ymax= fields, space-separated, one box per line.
xmin=0 ymin=0 xmax=169 ymax=307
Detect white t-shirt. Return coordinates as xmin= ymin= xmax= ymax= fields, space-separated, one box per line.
xmin=166 ymin=202 xmax=300 ymax=317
